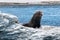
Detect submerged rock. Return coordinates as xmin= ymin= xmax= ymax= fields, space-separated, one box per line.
xmin=0 ymin=13 xmax=60 ymax=40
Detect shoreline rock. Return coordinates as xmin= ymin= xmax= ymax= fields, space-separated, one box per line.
xmin=0 ymin=1 xmax=60 ymax=6
xmin=0 ymin=13 xmax=60 ymax=40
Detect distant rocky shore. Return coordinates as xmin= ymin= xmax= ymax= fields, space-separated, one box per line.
xmin=0 ymin=1 xmax=60 ymax=6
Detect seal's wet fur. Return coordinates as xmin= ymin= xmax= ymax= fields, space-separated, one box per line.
xmin=23 ymin=11 xmax=42 ymax=28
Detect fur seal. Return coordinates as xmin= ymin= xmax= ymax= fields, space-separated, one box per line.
xmin=23 ymin=11 xmax=42 ymax=28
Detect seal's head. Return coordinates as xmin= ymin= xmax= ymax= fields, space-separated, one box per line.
xmin=34 ymin=10 xmax=42 ymax=17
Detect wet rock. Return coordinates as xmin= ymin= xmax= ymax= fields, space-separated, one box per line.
xmin=0 ymin=13 xmax=60 ymax=40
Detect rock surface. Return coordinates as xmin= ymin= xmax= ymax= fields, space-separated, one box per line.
xmin=0 ymin=13 xmax=60 ymax=40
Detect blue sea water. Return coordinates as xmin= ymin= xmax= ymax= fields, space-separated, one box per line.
xmin=0 ymin=5 xmax=60 ymax=26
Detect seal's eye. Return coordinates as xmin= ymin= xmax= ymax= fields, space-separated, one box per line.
xmin=15 ymin=21 xmax=18 ymax=23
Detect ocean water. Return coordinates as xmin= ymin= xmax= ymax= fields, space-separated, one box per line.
xmin=0 ymin=5 xmax=60 ymax=26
